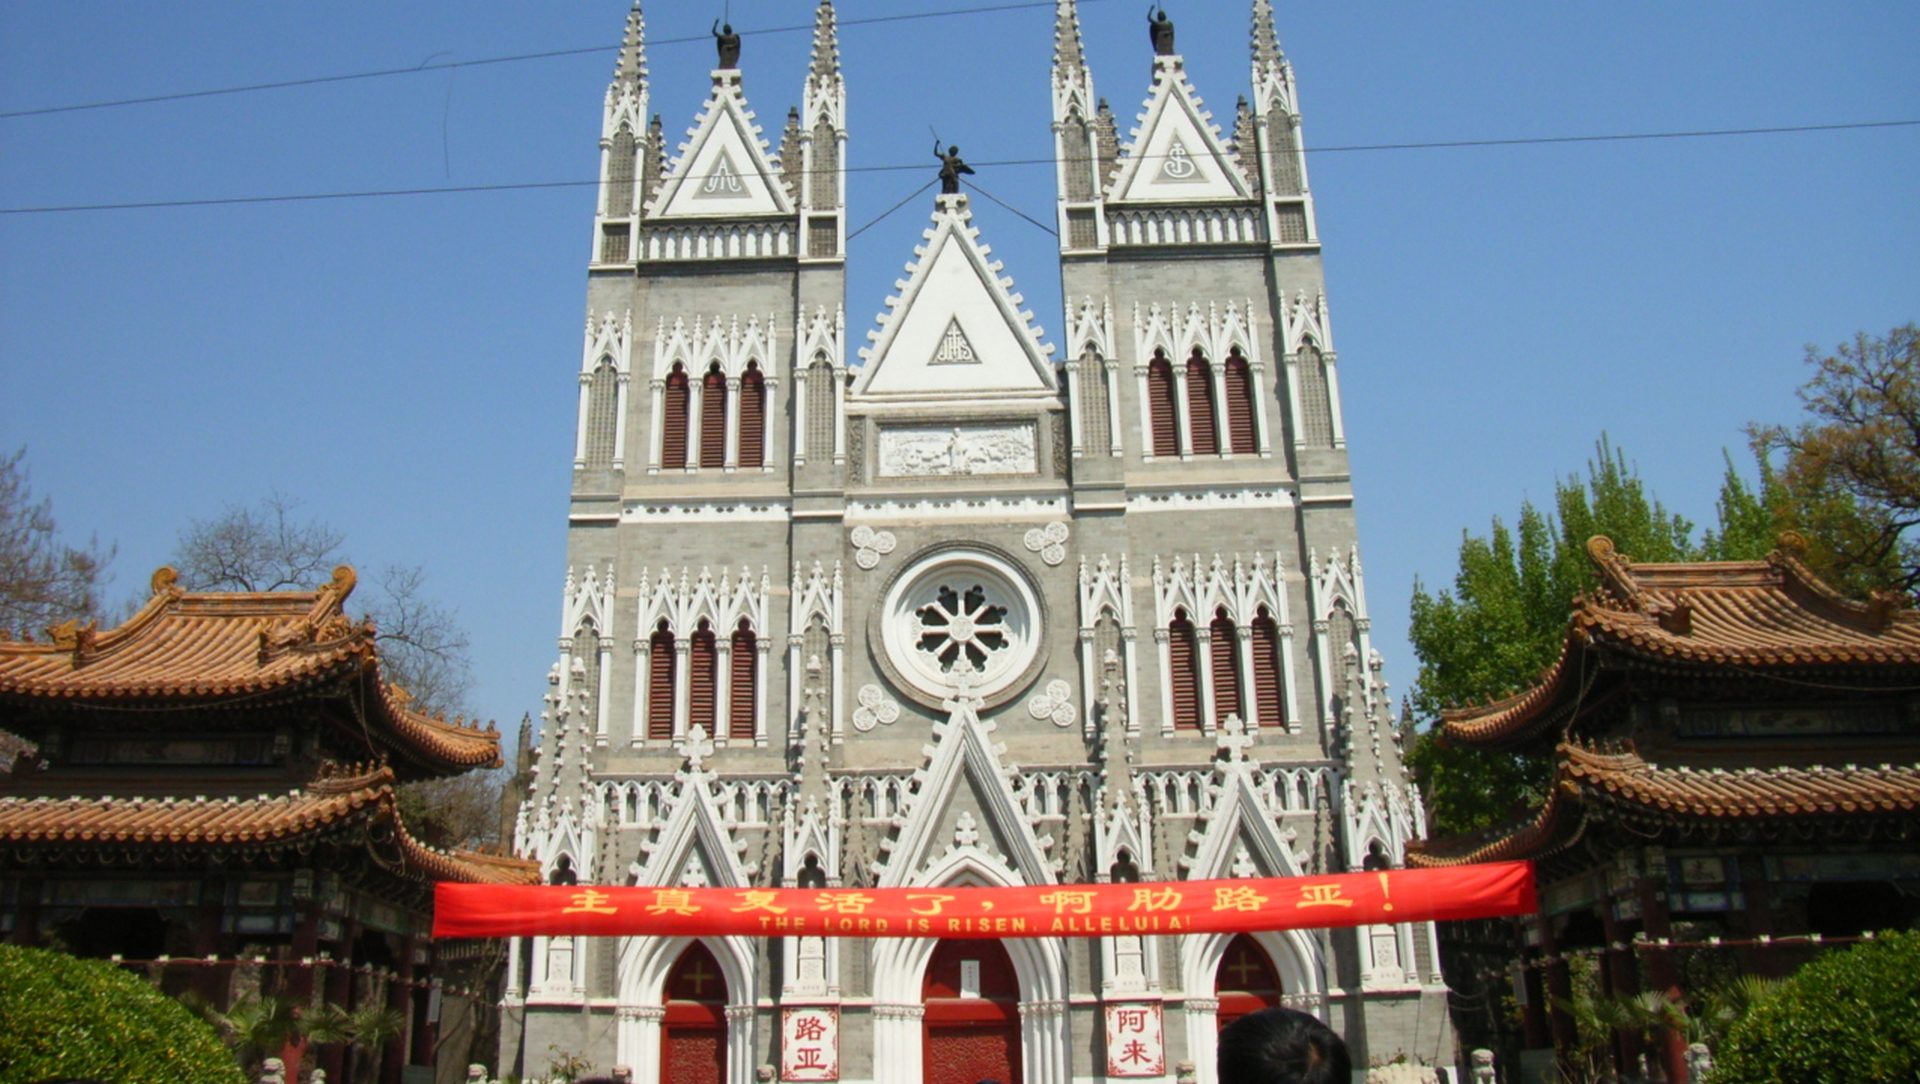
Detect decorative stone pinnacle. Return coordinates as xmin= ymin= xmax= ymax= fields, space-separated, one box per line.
xmin=1217 ymin=713 xmax=1255 ymax=763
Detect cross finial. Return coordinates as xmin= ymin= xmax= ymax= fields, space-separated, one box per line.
xmin=684 ymin=724 xmax=715 ymax=773
xmin=1217 ymin=713 xmax=1255 ymax=763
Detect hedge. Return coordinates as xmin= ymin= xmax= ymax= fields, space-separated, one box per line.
xmin=0 ymin=944 xmax=243 ymax=1084
xmin=1713 ymin=930 xmax=1920 ymax=1084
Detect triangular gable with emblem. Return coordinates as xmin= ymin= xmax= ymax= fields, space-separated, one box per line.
xmin=1182 ymin=719 xmax=1309 ymax=882
xmin=876 ymin=698 xmax=1057 ymax=888
xmin=648 ymin=75 xmax=794 ymax=219
xmin=636 ymin=735 xmax=753 ymax=890
xmin=1108 ymin=59 xmax=1252 ymax=203
xmin=853 ymin=194 xmax=1056 ymax=396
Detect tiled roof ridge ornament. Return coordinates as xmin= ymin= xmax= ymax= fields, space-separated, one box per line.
xmin=151 ymin=565 xmax=181 ymax=597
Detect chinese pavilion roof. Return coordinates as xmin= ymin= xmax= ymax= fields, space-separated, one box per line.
xmin=0 ymin=566 xmax=501 ymax=776
xmin=1442 ymin=535 xmax=1920 ymax=749
xmin=0 ymin=762 xmax=537 ymax=886
xmin=1407 ymin=743 xmax=1920 ymax=869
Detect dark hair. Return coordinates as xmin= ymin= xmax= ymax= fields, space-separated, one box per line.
xmin=1218 ymin=1007 xmax=1351 ymax=1084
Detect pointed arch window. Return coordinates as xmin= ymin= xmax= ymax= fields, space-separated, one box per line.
xmin=661 ymin=364 xmax=691 ymax=469
xmin=1326 ymin=601 xmax=1358 ymax=717
xmin=584 ymin=356 xmax=620 ymax=468
xmin=1062 ymin=115 xmax=1094 ymax=201
xmin=1296 ymin=340 xmax=1334 ymax=448
xmin=1209 ymin=607 xmax=1242 ymax=724
xmin=1147 ymin=350 xmax=1179 ymax=458
xmin=810 ymin=119 xmax=839 ymax=210
xmin=806 ymin=355 xmax=835 ymax=462
xmin=1224 ymin=348 xmax=1257 ymax=455
xmin=1250 ymin=606 xmax=1285 ymax=729
xmin=1216 ymin=934 xmax=1283 ymax=1027
xmin=647 ymin=621 xmax=676 ymax=740
xmin=729 ymin=618 xmax=757 ymax=741
xmin=1267 ymin=114 xmax=1303 ymax=195
xmin=689 ymin=620 xmax=719 ymax=735
xmin=738 ymin=362 xmax=766 ymax=469
xmin=1076 ymin=351 xmax=1111 ymax=457
xmin=607 ymin=125 xmax=637 ymax=215
xmin=1168 ymin=608 xmax=1202 ymax=731
xmin=1186 ymin=350 xmax=1219 ymax=456
xmin=699 ymin=365 xmax=728 ymax=469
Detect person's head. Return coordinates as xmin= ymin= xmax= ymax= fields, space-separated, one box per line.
xmin=1218 ymin=1007 xmax=1350 ymax=1084
xmin=949 ymin=146 xmax=961 ymax=157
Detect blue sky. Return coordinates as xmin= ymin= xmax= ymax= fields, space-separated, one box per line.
xmin=3 ymin=1 xmax=1916 ymax=733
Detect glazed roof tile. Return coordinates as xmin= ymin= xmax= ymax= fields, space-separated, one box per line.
xmin=0 ymin=566 xmax=499 ymax=773
xmin=1408 ymin=743 xmax=1920 ymax=868
xmin=0 ymin=763 xmax=536 ymax=886
xmin=1443 ymin=536 xmax=1920 ymax=747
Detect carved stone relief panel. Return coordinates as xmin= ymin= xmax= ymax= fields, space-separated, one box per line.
xmin=877 ymin=422 xmax=1037 ymax=478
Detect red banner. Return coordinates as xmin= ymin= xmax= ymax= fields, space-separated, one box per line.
xmin=434 ymin=862 xmax=1534 ymax=940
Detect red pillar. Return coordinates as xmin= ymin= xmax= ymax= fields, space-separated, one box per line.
xmin=1639 ymin=876 xmax=1687 ymax=1084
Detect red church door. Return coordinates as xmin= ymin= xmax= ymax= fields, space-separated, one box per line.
xmin=1216 ymin=934 xmax=1283 ymax=1028
xmin=661 ymin=942 xmax=726 ymax=1084
xmin=922 ymin=939 xmax=1022 ymax=1084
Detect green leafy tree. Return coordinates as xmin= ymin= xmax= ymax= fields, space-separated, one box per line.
xmin=1713 ymin=930 xmax=1920 ymax=1083
xmin=1749 ymin=323 xmax=1919 ymax=597
xmin=0 ymin=943 xmax=244 ymax=1084
xmin=1406 ymin=438 xmax=1734 ymax=836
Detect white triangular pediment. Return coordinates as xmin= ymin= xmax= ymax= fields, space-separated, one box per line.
xmin=650 ymin=78 xmax=793 ymax=220
xmin=639 ymin=771 xmax=751 ymax=888
xmin=1185 ymin=765 xmax=1307 ymax=882
xmin=1109 ymin=62 xmax=1251 ymax=203
xmin=878 ymin=701 xmax=1057 ymax=887
xmin=854 ymin=196 xmax=1055 ymax=396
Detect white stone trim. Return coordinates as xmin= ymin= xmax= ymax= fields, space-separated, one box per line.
xmin=619 ymin=500 xmax=791 ymax=524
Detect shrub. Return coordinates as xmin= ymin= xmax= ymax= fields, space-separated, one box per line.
xmin=1713 ymin=930 xmax=1920 ymax=1084
xmin=0 ymin=943 xmax=244 ymax=1084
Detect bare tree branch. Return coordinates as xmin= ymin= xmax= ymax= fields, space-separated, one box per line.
xmin=0 ymin=447 xmax=114 ymax=636
xmin=172 ymin=493 xmax=345 ymax=593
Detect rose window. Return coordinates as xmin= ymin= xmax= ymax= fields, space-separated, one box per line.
xmin=914 ymin=584 xmax=1011 ymax=674
xmin=878 ymin=548 xmax=1043 ymax=708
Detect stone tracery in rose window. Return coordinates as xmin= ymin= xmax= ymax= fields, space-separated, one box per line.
xmin=913 ymin=582 xmax=1011 ymax=674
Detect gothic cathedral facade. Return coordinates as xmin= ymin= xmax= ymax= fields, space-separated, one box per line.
xmin=505 ymin=4 xmax=1447 ymax=1081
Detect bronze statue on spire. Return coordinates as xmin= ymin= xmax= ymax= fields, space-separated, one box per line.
xmin=934 ymin=142 xmax=974 ymax=195
xmin=712 ymin=19 xmax=742 ymax=68
xmin=1148 ymin=3 xmax=1176 ymax=56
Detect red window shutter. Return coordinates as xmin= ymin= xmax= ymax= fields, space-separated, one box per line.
xmin=647 ymin=626 xmax=676 ymax=740
xmin=737 ymin=367 xmax=765 ymax=468
xmin=1225 ymin=352 xmax=1257 ymax=455
xmin=1148 ymin=355 xmax=1178 ymax=457
xmin=729 ymin=624 xmax=756 ymax=741
xmin=661 ymin=369 xmax=690 ymax=469
xmin=689 ymin=625 xmax=718 ymax=734
xmin=1186 ymin=352 xmax=1219 ymax=455
xmin=1169 ymin=612 xmax=1201 ymax=731
xmin=1251 ymin=609 xmax=1283 ymax=729
xmin=1209 ymin=610 xmax=1242 ymax=724
xmin=700 ymin=370 xmax=727 ymax=469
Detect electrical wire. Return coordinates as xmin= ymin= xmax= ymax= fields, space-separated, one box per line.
xmin=0 ymin=1 xmax=1094 ymax=120
xmin=3 ymin=119 xmax=1912 ymax=217
xmin=967 ymin=179 xmax=1059 ymax=238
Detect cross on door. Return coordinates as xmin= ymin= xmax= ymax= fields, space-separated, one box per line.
xmin=684 ymin=958 xmax=719 ymax=997
xmin=1225 ymin=951 xmax=1263 ymax=987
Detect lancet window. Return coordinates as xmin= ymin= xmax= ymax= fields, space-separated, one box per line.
xmin=607 ymin=125 xmax=637 ymax=215
xmin=661 ymin=365 xmax=691 ymax=469
xmin=1209 ymin=607 xmax=1243 ymax=723
xmin=584 ymin=357 xmax=620 ymax=467
xmin=699 ymin=366 xmax=728 ymax=469
xmin=635 ymin=567 xmax=771 ymax=745
xmin=1074 ymin=350 xmax=1113 ymax=457
xmin=1295 ymin=340 xmax=1333 ymax=448
xmin=738 ymin=363 xmax=766 ymax=469
xmin=1185 ymin=350 xmax=1219 ymax=456
xmin=729 ymin=620 xmax=757 ymax=741
xmin=1147 ymin=350 xmax=1180 ymax=457
xmin=646 ymin=621 xmax=676 ymax=741
xmin=1224 ymin=349 xmax=1257 ymax=455
xmin=1250 ymin=607 xmax=1285 ymax=729
xmin=1167 ymin=608 xmax=1202 ymax=731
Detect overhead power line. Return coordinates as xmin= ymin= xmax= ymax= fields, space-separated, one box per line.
xmin=0 ymin=1 xmax=1084 ymax=121
xmin=1 ymin=118 xmax=1912 ymax=217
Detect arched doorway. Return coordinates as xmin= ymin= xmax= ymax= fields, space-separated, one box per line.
xmin=1215 ymin=934 xmax=1282 ymax=1028
xmin=662 ymin=942 xmax=726 ymax=1084
xmin=922 ymin=939 xmax=1022 ymax=1084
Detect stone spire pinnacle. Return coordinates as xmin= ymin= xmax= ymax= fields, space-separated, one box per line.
xmin=613 ymin=1 xmax=647 ymax=89
xmin=808 ymin=0 xmax=840 ymax=81
xmin=1251 ymin=0 xmax=1283 ymax=72
xmin=1096 ymin=649 xmax=1135 ymax=816
xmin=1052 ymin=0 xmax=1087 ymax=74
